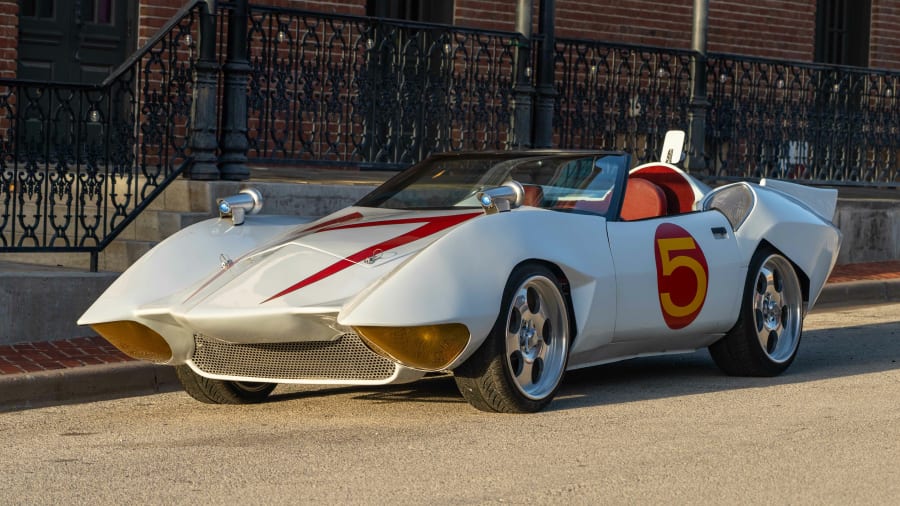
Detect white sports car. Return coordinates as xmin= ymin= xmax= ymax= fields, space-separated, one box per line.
xmin=79 ymin=133 xmax=841 ymax=413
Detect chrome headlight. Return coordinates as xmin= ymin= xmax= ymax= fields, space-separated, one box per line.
xmin=476 ymin=180 xmax=524 ymax=215
xmin=217 ymin=187 xmax=263 ymax=225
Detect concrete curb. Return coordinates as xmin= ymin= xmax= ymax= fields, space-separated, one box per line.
xmin=2 ymin=279 xmax=899 ymax=411
xmin=816 ymin=279 xmax=900 ymax=307
xmin=0 ymin=361 xmax=181 ymax=411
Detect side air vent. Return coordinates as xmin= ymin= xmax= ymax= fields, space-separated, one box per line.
xmin=701 ymin=183 xmax=755 ymax=231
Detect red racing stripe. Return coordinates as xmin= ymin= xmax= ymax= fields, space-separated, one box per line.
xmin=261 ymin=212 xmax=480 ymax=303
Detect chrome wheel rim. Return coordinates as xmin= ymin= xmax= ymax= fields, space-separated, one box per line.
xmin=752 ymin=255 xmax=802 ymax=363
xmin=504 ymin=275 xmax=569 ymax=400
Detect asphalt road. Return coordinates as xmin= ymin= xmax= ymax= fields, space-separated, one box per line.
xmin=2 ymin=303 xmax=899 ymax=505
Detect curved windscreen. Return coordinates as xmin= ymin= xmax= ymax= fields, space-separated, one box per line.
xmin=356 ymin=152 xmax=630 ymax=216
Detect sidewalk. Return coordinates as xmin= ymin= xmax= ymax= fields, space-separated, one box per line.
xmin=2 ymin=260 xmax=900 ymax=410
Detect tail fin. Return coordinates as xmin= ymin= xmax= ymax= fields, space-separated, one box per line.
xmin=760 ymin=179 xmax=838 ymax=222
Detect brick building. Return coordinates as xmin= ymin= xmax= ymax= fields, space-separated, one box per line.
xmin=2 ymin=0 xmax=899 ymax=82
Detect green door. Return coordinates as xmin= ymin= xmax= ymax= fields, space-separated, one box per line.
xmin=18 ymin=0 xmax=136 ymax=84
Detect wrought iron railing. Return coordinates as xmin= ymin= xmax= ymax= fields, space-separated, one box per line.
xmin=239 ymin=5 xmax=520 ymax=169
xmin=551 ymin=38 xmax=694 ymax=164
xmin=0 ymin=1 xmax=203 ymax=269
xmin=2 ymin=1 xmax=898 ymax=266
xmin=706 ymin=53 xmax=898 ymax=185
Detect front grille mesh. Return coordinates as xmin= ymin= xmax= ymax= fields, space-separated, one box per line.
xmin=191 ymin=333 xmax=397 ymax=382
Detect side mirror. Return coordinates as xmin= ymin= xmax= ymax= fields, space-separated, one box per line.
xmin=476 ymin=181 xmax=524 ymax=215
xmin=217 ymin=188 xmax=263 ymax=226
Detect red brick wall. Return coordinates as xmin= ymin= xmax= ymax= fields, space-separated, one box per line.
xmin=455 ymin=0 xmax=817 ymax=61
xmin=138 ymin=2 xmax=182 ymax=47
xmin=455 ymin=1 xmax=518 ymax=32
xmin=554 ymin=1 xmax=694 ymax=46
xmin=0 ymin=1 xmax=18 ymax=79
xmin=708 ymin=0 xmax=816 ymax=61
xmin=870 ymin=0 xmax=900 ymax=69
xmin=137 ymin=0 xmax=366 ymax=48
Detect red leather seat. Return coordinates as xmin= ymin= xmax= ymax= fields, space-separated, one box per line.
xmin=620 ymin=178 xmax=668 ymax=221
xmin=522 ymin=185 xmax=544 ymax=207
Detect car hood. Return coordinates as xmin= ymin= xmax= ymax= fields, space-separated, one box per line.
xmin=161 ymin=208 xmax=482 ymax=342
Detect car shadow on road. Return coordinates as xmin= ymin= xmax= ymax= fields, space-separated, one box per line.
xmin=267 ymin=321 xmax=900 ymax=411
xmin=552 ymin=321 xmax=900 ymax=411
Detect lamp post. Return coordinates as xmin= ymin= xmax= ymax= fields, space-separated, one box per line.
xmin=219 ymin=0 xmax=251 ymax=180
xmin=534 ymin=0 xmax=556 ymax=149
xmin=512 ymin=0 xmax=534 ymax=149
xmin=685 ymin=0 xmax=709 ymax=174
xmin=187 ymin=0 xmax=220 ymax=180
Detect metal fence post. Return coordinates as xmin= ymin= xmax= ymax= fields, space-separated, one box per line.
xmin=187 ymin=0 xmax=220 ymax=180
xmin=512 ymin=0 xmax=534 ymax=149
xmin=534 ymin=0 xmax=556 ymax=149
xmin=686 ymin=0 xmax=709 ymax=174
xmin=219 ymin=0 xmax=250 ymax=181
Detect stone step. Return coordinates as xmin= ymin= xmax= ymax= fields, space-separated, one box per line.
xmin=1 ymin=178 xmax=378 ymax=272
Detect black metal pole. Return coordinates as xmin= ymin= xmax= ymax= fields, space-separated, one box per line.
xmin=685 ymin=0 xmax=709 ymax=174
xmin=512 ymin=0 xmax=534 ymax=149
xmin=187 ymin=0 xmax=220 ymax=180
xmin=219 ymin=0 xmax=250 ymax=181
xmin=534 ymin=0 xmax=556 ymax=149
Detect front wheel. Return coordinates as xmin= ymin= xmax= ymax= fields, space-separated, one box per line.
xmin=709 ymin=247 xmax=804 ymax=376
xmin=176 ymin=365 xmax=276 ymax=404
xmin=454 ymin=264 xmax=571 ymax=413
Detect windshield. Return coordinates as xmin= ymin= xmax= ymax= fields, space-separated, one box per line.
xmin=356 ymin=152 xmax=630 ymax=217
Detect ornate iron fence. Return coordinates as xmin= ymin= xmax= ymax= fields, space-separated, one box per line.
xmin=551 ymin=38 xmax=694 ymax=164
xmin=706 ymin=54 xmax=899 ymax=185
xmin=0 ymin=1 xmax=202 ymax=269
xmin=239 ymin=5 xmax=520 ymax=169
xmin=2 ymin=1 xmax=898 ymax=266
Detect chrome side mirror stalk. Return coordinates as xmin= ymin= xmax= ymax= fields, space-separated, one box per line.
xmin=217 ymin=188 xmax=263 ymax=226
xmin=476 ymin=181 xmax=524 ymax=215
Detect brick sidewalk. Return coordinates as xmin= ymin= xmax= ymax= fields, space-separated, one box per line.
xmin=2 ymin=260 xmax=899 ymax=378
xmin=0 ymin=337 xmax=131 ymax=375
xmin=826 ymin=260 xmax=900 ymax=284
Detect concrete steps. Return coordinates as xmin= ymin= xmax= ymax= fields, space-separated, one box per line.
xmin=1 ymin=177 xmax=378 ymax=272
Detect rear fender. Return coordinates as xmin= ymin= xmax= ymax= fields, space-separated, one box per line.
xmin=735 ymin=186 xmax=841 ymax=311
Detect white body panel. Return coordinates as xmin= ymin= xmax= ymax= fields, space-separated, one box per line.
xmin=79 ymin=158 xmax=840 ymax=388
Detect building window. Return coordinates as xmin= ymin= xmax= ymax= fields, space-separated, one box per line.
xmin=83 ymin=0 xmax=114 ymax=25
xmin=366 ymin=0 xmax=453 ymax=24
xmin=21 ymin=0 xmax=54 ymax=19
xmin=815 ymin=0 xmax=871 ymax=66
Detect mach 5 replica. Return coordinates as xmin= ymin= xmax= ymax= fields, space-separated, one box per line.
xmin=80 ymin=132 xmax=841 ymax=412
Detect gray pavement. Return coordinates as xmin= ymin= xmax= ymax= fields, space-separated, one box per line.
xmin=2 ymin=277 xmax=899 ymax=412
xmin=2 ymin=302 xmax=899 ymax=504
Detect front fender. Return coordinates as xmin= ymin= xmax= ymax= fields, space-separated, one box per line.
xmin=337 ymin=209 xmax=616 ymax=368
xmin=78 ymin=214 xmax=314 ymax=327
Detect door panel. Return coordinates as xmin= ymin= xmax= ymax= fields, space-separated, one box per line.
xmin=607 ymin=212 xmax=744 ymax=342
xmin=18 ymin=0 xmax=134 ymax=84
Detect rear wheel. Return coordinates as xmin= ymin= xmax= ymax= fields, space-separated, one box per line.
xmin=176 ymin=365 xmax=276 ymax=404
xmin=709 ymin=247 xmax=804 ymax=376
xmin=454 ymin=264 xmax=571 ymax=413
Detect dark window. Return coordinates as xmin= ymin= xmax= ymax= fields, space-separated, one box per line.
xmin=815 ymin=0 xmax=871 ymax=66
xmin=21 ymin=0 xmax=54 ymax=19
xmin=83 ymin=0 xmax=114 ymax=25
xmin=366 ymin=0 xmax=453 ymax=24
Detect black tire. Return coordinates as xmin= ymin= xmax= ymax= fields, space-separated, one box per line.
xmin=453 ymin=263 xmax=571 ymax=413
xmin=709 ymin=247 xmax=804 ymax=376
xmin=175 ymin=365 xmax=276 ymax=404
